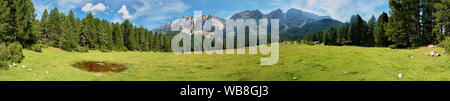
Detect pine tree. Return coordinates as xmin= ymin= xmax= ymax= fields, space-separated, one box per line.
xmin=92 ymin=18 xmax=102 ymax=49
xmin=164 ymin=36 xmax=171 ymax=52
xmin=143 ymin=30 xmax=150 ymax=51
xmin=365 ymin=15 xmax=376 ymax=47
xmin=155 ymin=32 xmax=161 ymax=51
xmin=39 ymin=9 xmax=49 ymax=43
xmin=337 ymin=23 xmax=350 ymax=45
xmin=322 ymin=30 xmax=329 ymax=45
xmin=347 ymin=15 xmax=367 ymax=45
xmin=433 ymin=0 xmax=449 ymax=42
xmin=148 ymin=31 xmax=155 ymax=51
xmin=112 ymin=22 xmax=125 ymax=51
xmin=421 ymin=0 xmax=437 ymax=44
xmin=97 ymin=19 xmax=109 ymax=51
xmin=0 ymin=0 xmax=37 ymax=47
xmin=374 ymin=12 xmax=390 ymax=47
xmin=386 ymin=0 xmax=421 ymax=47
xmin=329 ymin=27 xmax=337 ymax=45
xmin=60 ymin=11 xmax=76 ymax=51
xmin=122 ymin=20 xmax=137 ymax=51
xmin=11 ymin=0 xmax=37 ymax=47
xmin=0 ymin=0 xmax=13 ymax=44
xmin=47 ymin=7 xmax=62 ymax=46
xmin=136 ymin=26 xmax=145 ymax=51
xmin=100 ymin=19 xmax=113 ymax=50
xmin=57 ymin=13 xmax=66 ymax=48
xmin=81 ymin=13 xmax=95 ymax=47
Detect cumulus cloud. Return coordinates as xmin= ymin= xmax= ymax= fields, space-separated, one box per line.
xmin=118 ymin=5 xmax=132 ymax=19
xmin=82 ymin=2 xmax=106 ymax=12
xmin=110 ymin=0 xmax=189 ymax=28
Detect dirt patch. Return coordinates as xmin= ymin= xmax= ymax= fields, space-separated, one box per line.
xmin=72 ymin=61 xmax=127 ymax=73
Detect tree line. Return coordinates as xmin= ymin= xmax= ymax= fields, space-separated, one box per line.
xmin=1 ymin=0 xmax=171 ymax=53
xmin=0 ymin=0 xmax=172 ymax=67
xmin=302 ymin=0 xmax=449 ymax=48
xmin=38 ymin=8 xmax=171 ymax=52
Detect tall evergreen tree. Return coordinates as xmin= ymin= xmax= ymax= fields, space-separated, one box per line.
xmin=347 ymin=15 xmax=367 ymax=45
xmin=374 ymin=12 xmax=390 ymax=47
xmin=47 ymin=7 xmax=62 ymax=46
xmin=0 ymin=0 xmax=13 ymax=44
xmin=433 ymin=0 xmax=450 ymax=42
xmin=386 ymin=0 xmax=421 ymax=47
xmin=12 ymin=0 xmax=37 ymax=47
xmin=112 ymin=22 xmax=125 ymax=51
xmin=137 ymin=26 xmax=146 ymax=51
xmin=421 ymin=0 xmax=437 ymax=44
xmin=122 ymin=20 xmax=138 ymax=51
xmin=81 ymin=12 xmax=95 ymax=47
xmin=155 ymin=32 xmax=161 ymax=50
xmin=0 ymin=0 xmax=36 ymax=47
xmin=365 ymin=15 xmax=376 ymax=46
xmin=39 ymin=9 xmax=49 ymax=43
xmin=60 ymin=11 xmax=76 ymax=51
xmin=148 ymin=31 xmax=155 ymax=51
xmin=96 ymin=19 xmax=109 ymax=51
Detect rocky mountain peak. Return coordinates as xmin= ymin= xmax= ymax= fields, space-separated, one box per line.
xmin=152 ymin=8 xmax=337 ymax=33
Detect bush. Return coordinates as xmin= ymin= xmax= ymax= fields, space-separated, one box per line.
xmin=112 ymin=45 xmax=128 ymax=52
xmin=99 ymin=45 xmax=111 ymax=52
xmin=300 ymin=40 xmax=320 ymax=45
xmin=75 ymin=46 xmax=89 ymax=52
xmin=0 ymin=42 xmax=24 ymax=69
xmin=439 ymin=37 xmax=450 ymax=53
xmin=389 ymin=43 xmax=409 ymax=49
xmin=388 ymin=44 xmax=399 ymax=49
xmin=31 ymin=44 xmax=42 ymax=52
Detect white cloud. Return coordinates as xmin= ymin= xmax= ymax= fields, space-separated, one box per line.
xmin=118 ymin=5 xmax=132 ymax=19
xmin=82 ymin=2 xmax=106 ymax=12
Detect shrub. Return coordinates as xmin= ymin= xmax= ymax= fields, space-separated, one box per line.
xmin=439 ymin=37 xmax=450 ymax=53
xmin=389 ymin=43 xmax=408 ymax=49
xmin=112 ymin=46 xmax=128 ymax=52
xmin=0 ymin=42 xmax=24 ymax=69
xmin=31 ymin=44 xmax=42 ymax=52
xmin=75 ymin=46 xmax=89 ymax=53
xmin=99 ymin=45 xmax=111 ymax=52
xmin=388 ymin=44 xmax=399 ymax=49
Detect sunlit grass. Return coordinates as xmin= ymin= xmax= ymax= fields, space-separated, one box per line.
xmin=0 ymin=43 xmax=448 ymax=81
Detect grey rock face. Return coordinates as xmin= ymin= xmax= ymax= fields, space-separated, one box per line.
xmin=152 ymin=8 xmax=335 ymax=33
xmin=152 ymin=14 xmax=225 ymax=33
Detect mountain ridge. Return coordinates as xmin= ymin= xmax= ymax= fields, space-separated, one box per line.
xmin=152 ymin=8 xmax=336 ymax=33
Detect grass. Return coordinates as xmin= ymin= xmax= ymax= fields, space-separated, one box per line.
xmin=0 ymin=43 xmax=448 ymax=81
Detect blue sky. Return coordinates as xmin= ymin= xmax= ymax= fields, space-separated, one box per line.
xmin=32 ymin=0 xmax=390 ymax=29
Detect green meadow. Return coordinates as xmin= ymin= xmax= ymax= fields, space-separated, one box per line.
xmin=0 ymin=43 xmax=448 ymax=81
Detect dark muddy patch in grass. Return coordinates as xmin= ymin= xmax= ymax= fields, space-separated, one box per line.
xmin=72 ymin=61 xmax=127 ymax=73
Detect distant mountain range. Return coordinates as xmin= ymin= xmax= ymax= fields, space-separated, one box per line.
xmin=152 ymin=8 xmax=343 ymax=41
xmin=152 ymin=14 xmax=226 ymax=34
xmin=230 ymin=8 xmax=332 ymax=29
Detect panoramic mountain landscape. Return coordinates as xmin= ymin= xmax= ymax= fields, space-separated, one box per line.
xmin=152 ymin=8 xmax=342 ymax=41
xmin=0 ymin=0 xmax=448 ymax=82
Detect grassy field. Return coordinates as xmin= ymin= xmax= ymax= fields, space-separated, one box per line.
xmin=0 ymin=43 xmax=448 ymax=81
